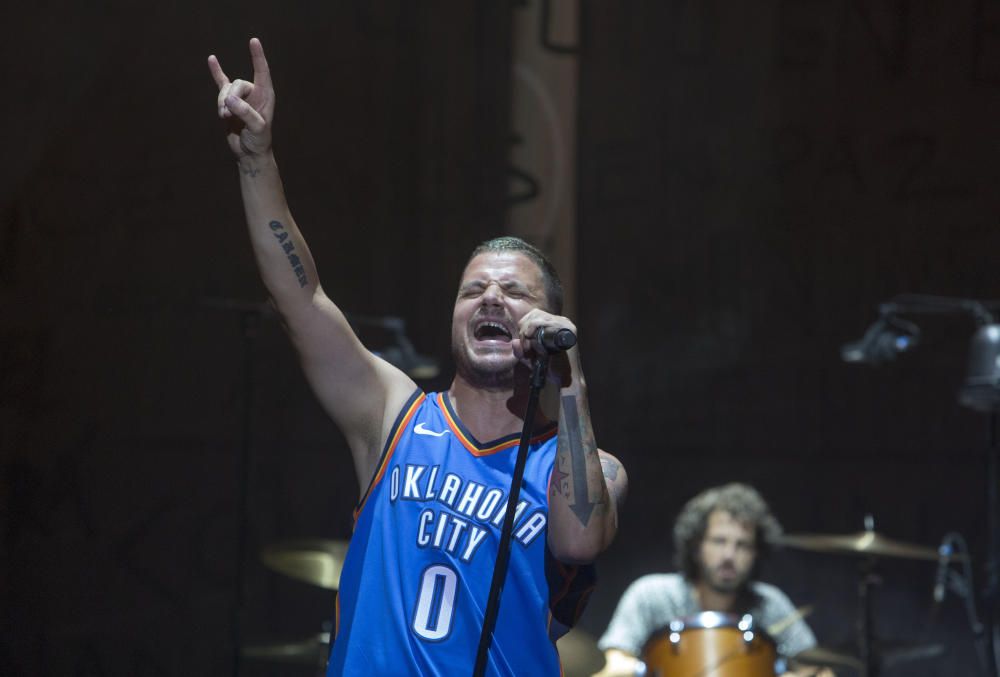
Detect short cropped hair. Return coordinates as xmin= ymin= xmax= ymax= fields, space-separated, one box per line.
xmin=673 ymin=483 xmax=783 ymax=581
xmin=467 ymin=236 xmax=564 ymax=314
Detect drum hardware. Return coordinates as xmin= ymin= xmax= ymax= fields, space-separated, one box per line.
xmin=766 ymin=605 xmax=813 ymax=638
xmin=260 ymin=539 xmax=349 ymax=590
xmin=777 ymin=515 xmax=955 ymax=677
xmin=666 ymin=612 xmax=758 ymax=653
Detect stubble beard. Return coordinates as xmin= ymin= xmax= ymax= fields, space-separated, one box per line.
xmin=700 ymin=562 xmax=747 ymax=596
xmin=452 ymin=342 xmax=516 ymax=391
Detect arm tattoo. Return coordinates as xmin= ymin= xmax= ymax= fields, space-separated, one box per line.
xmin=268 ymin=220 xmax=308 ymax=287
xmin=554 ymin=394 xmax=605 ymax=526
xmin=601 ymin=457 xmax=627 ymax=510
xmin=236 ymin=154 xmax=260 ymax=179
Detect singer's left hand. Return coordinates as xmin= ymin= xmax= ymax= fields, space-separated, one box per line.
xmin=513 ymin=308 xmax=577 ymax=384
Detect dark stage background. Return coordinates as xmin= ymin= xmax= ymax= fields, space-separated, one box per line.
xmin=3 ymin=1 xmax=999 ymax=675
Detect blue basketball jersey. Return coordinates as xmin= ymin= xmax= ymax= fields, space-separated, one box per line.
xmin=328 ymin=389 xmax=592 ymax=676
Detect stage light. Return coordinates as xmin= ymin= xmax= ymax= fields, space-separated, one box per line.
xmin=959 ymin=324 xmax=1000 ymax=413
xmin=840 ymin=315 xmax=920 ymax=365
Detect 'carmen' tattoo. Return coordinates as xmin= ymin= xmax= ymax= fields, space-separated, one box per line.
xmin=268 ymin=220 xmax=308 ymax=288
xmin=556 ymin=394 xmax=603 ymax=526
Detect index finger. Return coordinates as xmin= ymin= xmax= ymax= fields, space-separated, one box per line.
xmin=248 ymin=37 xmax=272 ymax=89
xmin=207 ymin=54 xmax=230 ymax=88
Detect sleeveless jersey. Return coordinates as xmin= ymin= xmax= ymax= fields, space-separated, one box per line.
xmin=327 ymin=390 xmax=592 ymax=676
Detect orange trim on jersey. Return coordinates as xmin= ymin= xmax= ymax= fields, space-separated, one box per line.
xmin=549 ymin=560 xmax=576 ymax=609
xmin=335 ymin=594 xmax=341 ymax=639
xmin=352 ymin=392 xmax=427 ymax=522
xmin=549 ymin=559 xmax=596 ymax=627
xmin=436 ymin=392 xmax=557 ymax=456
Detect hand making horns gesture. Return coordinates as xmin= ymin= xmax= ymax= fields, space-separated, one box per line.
xmin=207 ymin=37 xmax=275 ymax=159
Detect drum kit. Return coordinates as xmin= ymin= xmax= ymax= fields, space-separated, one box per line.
xmin=640 ymin=522 xmax=963 ymax=677
xmin=240 ymin=525 xmax=959 ymax=676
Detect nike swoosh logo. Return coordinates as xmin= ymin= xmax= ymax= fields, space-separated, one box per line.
xmin=414 ymin=422 xmax=450 ymax=437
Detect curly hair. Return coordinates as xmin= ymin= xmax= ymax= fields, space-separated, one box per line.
xmin=467 ymin=236 xmax=564 ymax=314
xmin=673 ymin=483 xmax=783 ymax=582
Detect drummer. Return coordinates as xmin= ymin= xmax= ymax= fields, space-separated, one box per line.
xmin=594 ymin=483 xmax=832 ymax=677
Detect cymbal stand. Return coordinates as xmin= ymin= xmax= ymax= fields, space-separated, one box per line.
xmin=856 ymin=557 xmax=881 ymax=677
xmin=232 ymin=308 xmax=259 ymax=677
xmin=853 ymin=514 xmax=881 ymax=677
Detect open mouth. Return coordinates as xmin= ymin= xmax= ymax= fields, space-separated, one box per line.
xmin=473 ymin=320 xmax=513 ymax=342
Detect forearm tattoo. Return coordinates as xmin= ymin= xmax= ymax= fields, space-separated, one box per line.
xmin=553 ymin=394 xmax=606 ymax=525
xmin=268 ymin=220 xmax=308 ymax=287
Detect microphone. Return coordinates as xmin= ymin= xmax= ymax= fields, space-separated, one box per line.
xmin=535 ymin=327 xmax=576 ymax=353
xmin=933 ymin=539 xmax=952 ymax=604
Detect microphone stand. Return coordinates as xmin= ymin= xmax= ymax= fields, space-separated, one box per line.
xmin=230 ymin=308 xmax=259 ymax=677
xmin=201 ymin=297 xmax=267 ymax=677
xmin=472 ymin=353 xmax=549 ymax=677
xmin=983 ymin=411 xmax=1000 ymax=676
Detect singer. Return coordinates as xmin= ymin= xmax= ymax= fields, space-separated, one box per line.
xmin=208 ymin=38 xmax=627 ymax=676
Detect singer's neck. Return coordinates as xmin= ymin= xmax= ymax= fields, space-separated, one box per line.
xmin=448 ymin=370 xmax=551 ymax=442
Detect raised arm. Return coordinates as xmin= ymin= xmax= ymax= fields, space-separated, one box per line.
xmin=207 ymin=39 xmax=416 ymax=491
xmin=517 ymin=310 xmax=627 ymax=563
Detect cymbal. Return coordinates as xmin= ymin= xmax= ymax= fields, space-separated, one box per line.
xmin=557 ymin=628 xmax=605 ymax=677
xmin=791 ymin=646 xmax=863 ymax=671
xmin=261 ymin=539 xmax=349 ymax=590
xmin=794 ymin=640 xmax=945 ymax=671
xmin=241 ymin=632 xmax=329 ymax=665
xmin=774 ymin=531 xmax=964 ymax=562
xmin=879 ymin=639 xmax=945 ymax=668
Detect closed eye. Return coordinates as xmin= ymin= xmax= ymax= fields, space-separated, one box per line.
xmin=458 ymin=282 xmax=486 ymax=298
xmin=499 ymin=281 xmax=533 ymax=299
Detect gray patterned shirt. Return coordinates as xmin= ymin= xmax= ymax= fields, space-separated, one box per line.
xmin=597 ymin=573 xmax=817 ymax=659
